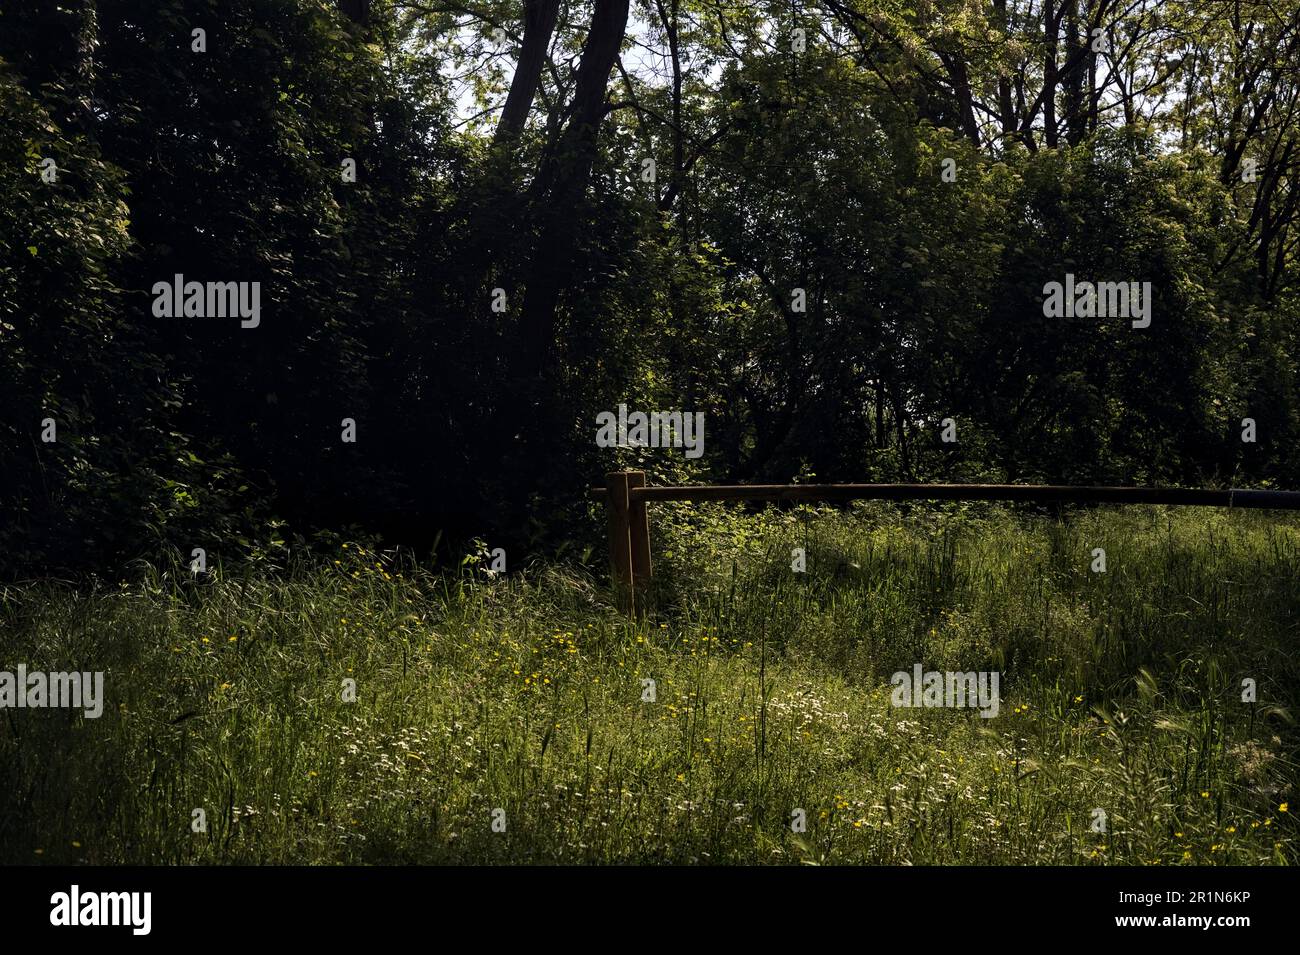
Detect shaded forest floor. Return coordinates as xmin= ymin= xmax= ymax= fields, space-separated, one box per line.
xmin=2 ymin=505 xmax=1297 ymax=864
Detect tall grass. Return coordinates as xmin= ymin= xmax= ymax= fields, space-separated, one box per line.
xmin=0 ymin=505 xmax=1295 ymax=864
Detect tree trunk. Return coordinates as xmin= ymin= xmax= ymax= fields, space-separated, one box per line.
xmin=518 ymin=0 xmax=630 ymax=379
xmin=337 ymin=0 xmax=370 ymax=28
xmin=1062 ymin=2 xmax=1086 ymax=145
xmin=1042 ymin=0 xmax=1059 ymax=148
xmin=495 ymin=0 xmax=562 ymax=144
xmin=993 ymin=0 xmax=1016 ymax=146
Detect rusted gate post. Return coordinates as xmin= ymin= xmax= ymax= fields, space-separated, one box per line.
xmin=605 ymin=470 xmax=652 ymax=616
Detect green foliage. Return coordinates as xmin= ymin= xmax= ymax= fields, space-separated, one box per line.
xmin=1 ymin=0 xmax=1299 ymax=573
xmin=0 ymin=60 xmax=227 ymax=569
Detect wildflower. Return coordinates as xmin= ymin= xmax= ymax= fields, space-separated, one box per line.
xmin=1281 ymin=803 xmax=1290 ymax=813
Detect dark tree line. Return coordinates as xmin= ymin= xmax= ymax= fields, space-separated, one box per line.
xmin=1 ymin=0 xmax=1297 ymax=575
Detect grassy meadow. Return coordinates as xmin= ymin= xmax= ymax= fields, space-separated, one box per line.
xmin=1 ymin=503 xmax=1297 ymax=865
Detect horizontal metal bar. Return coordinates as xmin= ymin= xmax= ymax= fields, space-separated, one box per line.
xmin=589 ymin=483 xmax=1300 ymax=509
